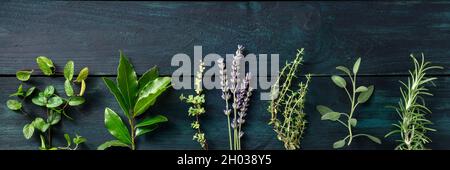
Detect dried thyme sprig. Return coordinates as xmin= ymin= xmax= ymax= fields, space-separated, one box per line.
xmin=385 ymin=54 xmax=443 ymax=150
xmin=316 ymin=57 xmax=381 ymax=149
xmin=180 ymin=60 xmax=208 ymax=150
xmin=268 ymin=48 xmax=311 ymax=150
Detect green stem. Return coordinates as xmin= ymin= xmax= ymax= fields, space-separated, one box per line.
xmin=347 ymin=74 xmax=357 ymax=146
xmin=129 ymin=113 xmax=136 ymax=150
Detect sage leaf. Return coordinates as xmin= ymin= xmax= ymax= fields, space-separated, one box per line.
xmin=353 ymin=57 xmax=361 ymax=74
xmin=331 ymin=75 xmax=346 ymax=88
xmin=47 ymin=110 xmax=61 ymax=125
xmin=365 ymin=134 xmax=382 ymax=144
xmin=33 ymin=118 xmax=50 ymax=132
xmin=36 ymin=56 xmax=54 ymax=76
xmin=79 ymin=80 xmax=86 ymax=96
xmin=316 ymin=105 xmax=333 ymax=116
xmin=7 ymin=99 xmax=22 ymax=110
xmin=26 ymin=87 xmax=36 ymax=97
xmin=350 ymin=118 xmax=357 ymax=127
xmin=138 ymin=66 xmax=158 ymax=92
xmin=69 ymin=96 xmax=85 ymax=106
xmin=135 ymin=115 xmax=168 ymax=128
xmin=44 ymin=86 xmax=55 ymax=97
xmin=321 ymin=112 xmax=342 ymax=121
xmin=64 ymin=80 xmax=74 ymax=97
xmin=336 ymin=66 xmax=351 ymax=76
xmin=134 ymin=77 xmax=171 ymax=117
xmin=333 ymin=139 xmax=346 ymax=149
xmin=64 ymin=61 xmax=74 ymax=81
xmin=104 ymin=108 xmax=132 ymax=145
xmin=32 ymin=94 xmax=46 ymax=106
xmin=117 ymin=52 xmax=138 ymax=109
xmin=75 ymin=67 xmax=89 ymax=83
xmin=357 ymin=85 xmax=374 ymax=103
xmin=97 ymin=140 xmax=130 ymax=150
xmin=103 ymin=78 xmax=130 ymax=117
xmin=16 ymin=70 xmax=33 ymax=81
xmin=355 ymin=86 xmax=368 ymax=93
xmin=23 ymin=123 xmax=35 ymax=139
xmin=136 ymin=125 xmax=158 ymax=137
xmin=46 ymin=96 xmax=63 ymax=108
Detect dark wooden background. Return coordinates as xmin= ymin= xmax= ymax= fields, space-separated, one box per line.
xmin=0 ymin=1 xmax=449 ymax=150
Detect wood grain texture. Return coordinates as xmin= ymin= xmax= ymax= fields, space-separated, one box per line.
xmin=0 ymin=1 xmax=449 ymax=76
xmin=1 ymin=76 xmax=449 ymax=150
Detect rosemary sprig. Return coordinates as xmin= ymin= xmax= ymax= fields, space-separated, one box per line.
xmin=316 ymin=57 xmax=381 ymax=149
xmin=385 ymin=54 xmax=443 ymax=150
xmin=268 ymin=48 xmax=311 ymax=150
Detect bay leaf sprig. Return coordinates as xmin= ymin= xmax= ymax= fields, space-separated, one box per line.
xmin=180 ymin=60 xmax=208 ymax=150
xmin=268 ymin=48 xmax=311 ymax=150
xmin=385 ymin=54 xmax=443 ymax=150
xmin=98 ymin=51 xmax=171 ymax=150
xmin=7 ymin=56 xmax=88 ymax=150
xmin=316 ymin=58 xmax=381 ymax=149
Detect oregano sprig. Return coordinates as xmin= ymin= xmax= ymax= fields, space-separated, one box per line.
xmin=316 ymin=57 xmax=381 ymax=149
xmin=385 ymin=54 xmax=443 ymax=150
xmin=98 ymin=51 xmax=171 ymax=150
xmin=6 ymin=56 xmax=88 ymax=150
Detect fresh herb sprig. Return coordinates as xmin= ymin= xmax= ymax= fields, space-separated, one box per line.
xmin=268 ymin=49 xmax=311 ymax=150
xmin=98 ymin=51 xmax=170 ymax=150
xmin=7 ymin=56 xmax=88 ymax=150
xmin=316 ymin=58 xmax=381 ymax=149
xmin=385 ymin=54 xmax=443 ymax=150
xmin=180 ymin=60 xmax=208 ymax=150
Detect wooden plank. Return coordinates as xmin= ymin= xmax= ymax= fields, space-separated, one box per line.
xmin=0 ymin=76 xmax=449 ymax=150
xmin=0 ymin=1 xmax=449 ymax=76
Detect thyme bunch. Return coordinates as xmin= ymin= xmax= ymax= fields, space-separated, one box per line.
xmin=218 ymin=45 xmax=253 ymax=150
xmin=180 ymin=60 xmax=208 ymax=149
xmin=316 ymin=57 xmax=381 ymax=149
xmin=268 ymin=48 xmax=311 ymax=150
xmin=385 ymin=54 xmax=443 ymax=150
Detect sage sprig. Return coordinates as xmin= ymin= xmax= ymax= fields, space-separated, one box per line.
xmin=385 ymin=54 xmax=443 ymax=150
xmin=180 ymin=60 xmax=208 ymax=150
xmin=268 ymin=48 xmax=311 ymax=150
xmin=6 ymin=56 xmax=88 ymax=150
xmin=98 ymin=51 xmax=171 ymax=150
xmin=316 ymin=57 xmax=381 ymax=149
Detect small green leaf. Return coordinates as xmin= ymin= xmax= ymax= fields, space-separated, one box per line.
xmin=321 ymin=112 xmax=342 ymax=121
xmin=36 ymin=56 xmax=54 ymax=76
xmin=117 ymin=51 xmax=138 ymax=109
xmin=64 ymin=61 xmax=74 ymax=81
xmin=10 ymin=84 xmax=24 ymax=97
xmin=355 ymin=86 xmax=368 ymax=93
xmin=75 ymin=67 xmax=89 ymax=83
xmin=44 ymin=86 xmax=55 ymax=97
xmin=64 ymin=134 xmax=71 ymax=146
xmin=64 ymin=80 xmax=74 ymax=97
xmin=103 ymin=78 xmax=130 ymax=117
xmin=104 ymin=108 xmax=132 ymax=145
xmin=336 ymin=66 xmax=351 ymax=76
xmin=33 ymin=118 xmax=50 ymax=132
xmin=138 ymin=66 xmax=159 ymax=92
xmin=7 ymin=100 xmax=22 ymax=110
xmin=97 ymin=140 xmax=130 ymax=150
xmin=333 ymin=139 xmax=346 ymax=149
xmin=134 ymin=77 xmax=171 ymax=117
xmin=353 ymin=57 xmax=361 ymax=74
xmin=68 ymin=96 xmax=85 ymax=106
xmin=23 ymin=123 xmax=35 ymax=139
xmin=47 ymin=110 xmax=61 ymax=125
xmin=16 ymin=70 xmax=33 ymax=81
xmin=350 ymin=118 xmax=357 ymax=127
xmin=135 ymin=125 xmax=158 ymax=137
xmin=73 ymin=135 xmax=87 ymax=145
xmin=316 ymin=105 xmax=334 ymax=116
xmin=357 ymin=85 xmax=374 ymax=103
xmin=136 ymin=115 xmax=168 ymax=128
xmin=79 ymin=80 xmax=86 ymax=96
xmin=365 ymin=134 xmax=382 ymax=144
xmin=26 ymin=87 xmax=36 ymax=97
xmin=46 ymin=96 xmax=63 ymax=108
xmin=32 ymin=94 xmax=47 ymax=106
xmin=331 ymin=75 xmax=346 ymax=88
